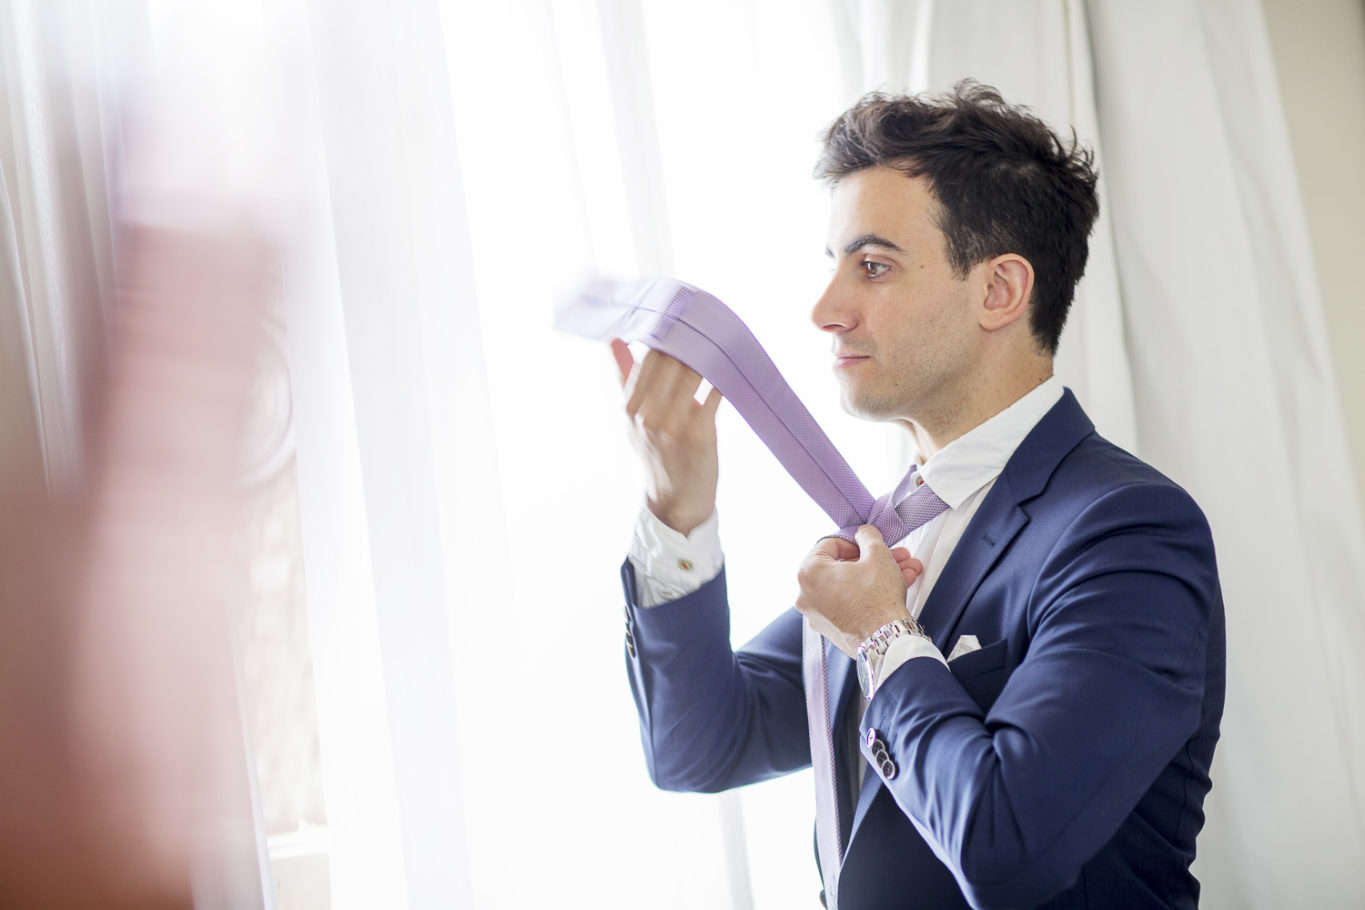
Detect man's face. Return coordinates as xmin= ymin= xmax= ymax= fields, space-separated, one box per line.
xmin=813 ymin=166 xmax=982 ymax=426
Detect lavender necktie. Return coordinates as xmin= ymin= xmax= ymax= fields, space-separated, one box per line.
xmin=557 ymin=278 xmax=948 ymax=907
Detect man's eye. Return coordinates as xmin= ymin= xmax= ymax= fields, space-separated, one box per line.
xmin=862 ymin=260 xmax=890 ymax=278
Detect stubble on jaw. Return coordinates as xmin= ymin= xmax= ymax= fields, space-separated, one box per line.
xmin=836 ymin=352 xmax=982 ymax=461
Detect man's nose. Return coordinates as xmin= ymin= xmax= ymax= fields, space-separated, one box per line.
xmin=812 ymin=274 xmax=855 ymax=333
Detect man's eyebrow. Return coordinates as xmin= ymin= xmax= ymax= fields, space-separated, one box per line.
xmin=824 ymin=233 xmax=907 ymax=258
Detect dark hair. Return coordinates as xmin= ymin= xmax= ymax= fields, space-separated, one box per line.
xmin=815 ymin=80 xmax=1099 ymax=354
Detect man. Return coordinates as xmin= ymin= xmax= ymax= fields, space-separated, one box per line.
xmin=610 ymin=82 xmax=1224 ymax=909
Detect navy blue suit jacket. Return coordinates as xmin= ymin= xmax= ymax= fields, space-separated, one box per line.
xmin=621 ymin=391 xmax=1225 ymax=909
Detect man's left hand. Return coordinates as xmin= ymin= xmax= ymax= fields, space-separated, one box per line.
xmin=796 ymin=525 xmax=923 ymax=658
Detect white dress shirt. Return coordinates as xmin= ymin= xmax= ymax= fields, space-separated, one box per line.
xmin=627 ymin=377 xmax=1065 ymax=690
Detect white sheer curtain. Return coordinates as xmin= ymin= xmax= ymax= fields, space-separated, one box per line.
xmin=8 ymin=0 xmax=1364 ymax=907
xmin=830 ymin=1 xmax=1365 ymax=907
xmin=0 ymin=0 xmax=123 ymax=489
xmin=293 ymin=1 xmax=874 ymax=906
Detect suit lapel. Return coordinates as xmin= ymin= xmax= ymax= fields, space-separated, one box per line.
xmin=917 ymin=490 xmax=1029 ymax=652
xmin=918 ymin=389 xmax=1095 ymax=651
xmin=841 ymin=390 xmax=1097 ymax=854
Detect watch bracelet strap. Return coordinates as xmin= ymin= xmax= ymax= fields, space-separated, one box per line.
xmin=860 ymin=617 xmax=928 ymax=696
xmin=861 ymin=616 xmax=926 ymax=657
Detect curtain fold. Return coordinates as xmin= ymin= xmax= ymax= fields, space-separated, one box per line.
xmin=1085 ymin=3 xmax=1365 ymax=905
xmin=0 ymin=0 xmax=114 ymax=488
xmin=287 ymin=0 xmax=481 ymax=905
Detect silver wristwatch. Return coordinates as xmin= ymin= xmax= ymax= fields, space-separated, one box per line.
xmin=856 ymin=617 xmax=927 ymax=698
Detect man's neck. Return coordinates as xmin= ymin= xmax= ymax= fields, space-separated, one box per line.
xmin=904 ymin=363 xmax=1054 ymax=462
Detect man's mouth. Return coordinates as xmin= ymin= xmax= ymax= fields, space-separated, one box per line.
xmin=834 ymin=354 xmax=870 ymax=369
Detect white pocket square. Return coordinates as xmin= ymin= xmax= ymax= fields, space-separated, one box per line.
xmin=947 ymin=634 xmax=981 ymax=662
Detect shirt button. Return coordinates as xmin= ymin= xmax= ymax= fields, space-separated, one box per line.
xmin=677 ymin=559 xmax=694 ymax=571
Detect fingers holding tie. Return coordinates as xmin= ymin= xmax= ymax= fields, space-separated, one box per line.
xmin=609 ymin=338 xmax=633 ymax=387
xmin=855 ymin=525 xmax=924 ymax=588
xmin=890 ymin=546 xmax=924 ymax=588
xmin=796 ymin=525 xmax=920 ymax=658
xmin=810 ymin=533 xmax=923 ymax=587
xmin=608 ymin=340 xmax=724 ymax=536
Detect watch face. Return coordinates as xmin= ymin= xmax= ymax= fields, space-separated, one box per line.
xmin=857 ymin=653 xmax=872 ymax=698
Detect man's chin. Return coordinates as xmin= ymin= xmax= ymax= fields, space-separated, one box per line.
xmin=840 ymin=394 xmax=897 ymax=423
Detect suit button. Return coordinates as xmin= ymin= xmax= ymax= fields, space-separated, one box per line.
xmin=866 ymin=728 xmax=881 ymax=749
xmin=881 ymin=758 xmax=898 ymax=780
xmin=872 ymin=744 xmax=890 ymax=763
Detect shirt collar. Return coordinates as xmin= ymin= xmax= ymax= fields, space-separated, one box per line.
xmin=914 ymin=376 xmax=1065 ymax=509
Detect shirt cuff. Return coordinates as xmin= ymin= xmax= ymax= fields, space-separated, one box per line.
xmin=626 ymin=503 xmax=724 ymax=607
xmin=870 ymin=631 xmax=947 ymax=697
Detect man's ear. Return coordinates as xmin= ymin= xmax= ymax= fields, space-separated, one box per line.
xmin=979 ymin=255 xmax=1034 ymax=332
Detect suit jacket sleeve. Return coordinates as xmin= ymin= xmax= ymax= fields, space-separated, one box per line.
xmin=621 ymin=559 xmax=811 ymax=792
xmin=862 ymin=481 xmax=1219 ymax=909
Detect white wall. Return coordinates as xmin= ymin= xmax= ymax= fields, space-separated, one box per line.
xmin=1261 ymin=0 xmax=1365 ymax=522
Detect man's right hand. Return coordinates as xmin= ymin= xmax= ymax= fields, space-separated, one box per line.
xmin=611 ymin=339 xmax=723 ymax=537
